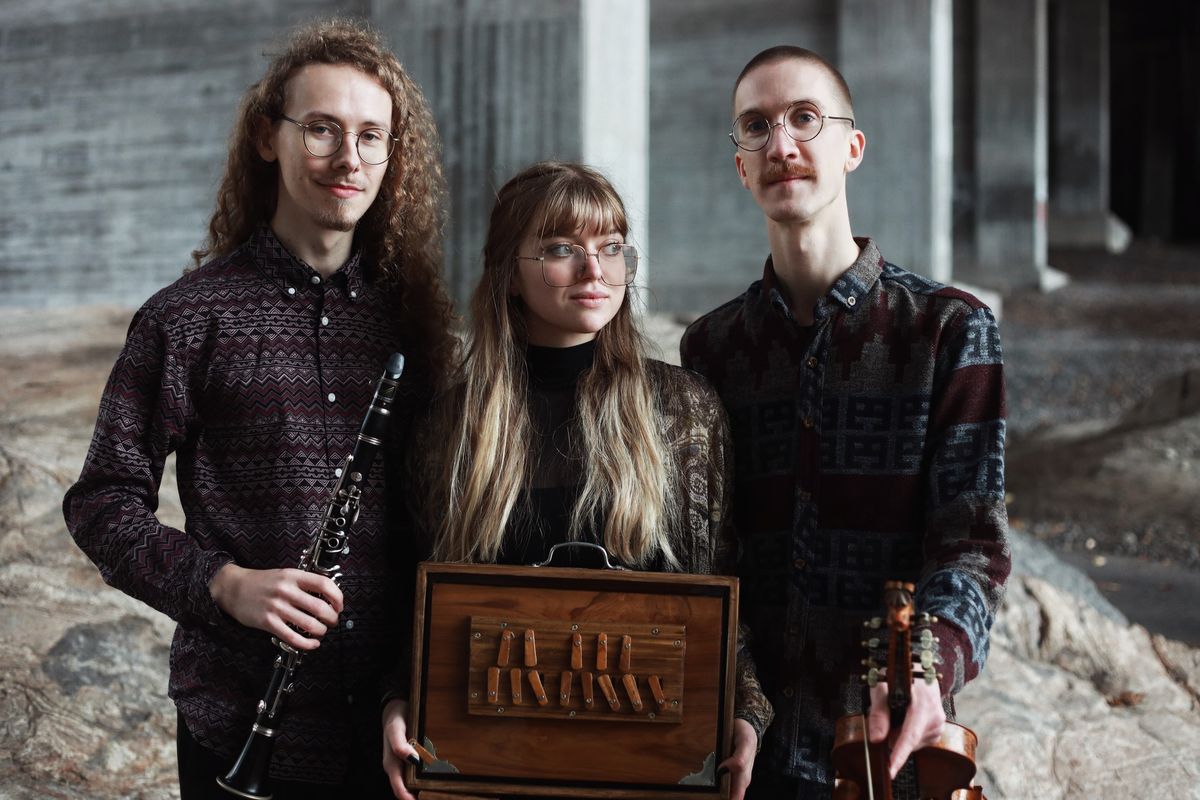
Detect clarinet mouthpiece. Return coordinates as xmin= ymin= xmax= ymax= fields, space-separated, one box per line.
xmin=386 ymin=352 xmax=406 ymax=379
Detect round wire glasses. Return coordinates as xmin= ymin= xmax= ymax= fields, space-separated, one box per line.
xmin=278 ymin=114 xmax=398 ymax=165
xmin=730 ymin=101 xmax=854 ymax=151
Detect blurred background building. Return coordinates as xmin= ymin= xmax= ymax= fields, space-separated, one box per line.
xmin=1 ymin=0 xmax=1196 ymax=311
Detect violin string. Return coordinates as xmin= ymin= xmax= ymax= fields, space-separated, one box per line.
xmin=861 ymin=713 xmax=875 ymax=800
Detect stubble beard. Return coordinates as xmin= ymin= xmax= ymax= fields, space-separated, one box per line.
xmin=315 ymin=202 xmax=358 ymax=233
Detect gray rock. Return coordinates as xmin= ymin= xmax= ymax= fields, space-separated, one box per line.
xmin=1 ymin=306 xmax=1198 ymax=799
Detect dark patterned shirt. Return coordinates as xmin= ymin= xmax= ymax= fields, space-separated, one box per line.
xmin=680 ymin=239 xmax=1010 ymax=785
xmin=63 ymin=226 xmax=424 ymax=783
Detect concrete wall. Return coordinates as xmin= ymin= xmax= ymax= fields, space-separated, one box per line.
xmin=376 ymin=0 xmax=586 ymax=304
xmin=646 ymin=0 xmax=837 ymax=312
xmin=0 ymin=0 xmax=361 ymax=308
xmin=0 ymin=0 xmax=1121 ymax=310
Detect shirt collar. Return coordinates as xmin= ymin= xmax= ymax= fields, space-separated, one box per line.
xmin=752 ymin=236 xmax=884 ymax=322
xmin=250 ymin=225 xmax=367 ymax=300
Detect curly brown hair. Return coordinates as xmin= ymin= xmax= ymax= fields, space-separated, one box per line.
xmin=193 ymin=17 xmax=457 ymax=382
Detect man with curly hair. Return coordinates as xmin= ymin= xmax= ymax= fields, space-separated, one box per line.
xmin=63 ymin=18 xmax=455 ymax=798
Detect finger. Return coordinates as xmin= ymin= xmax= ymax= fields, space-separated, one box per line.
xmin=278 ymin=603 xmax=331 ymax=640
xmin=294 ymin=571 xmax=345 ymax=613
xmin=286 ymin=586 xmax=340 ymax=629
xmin=267 ymin=612 xmax=321 ymax=651
xmin=386 ymin=764 xmax=415 ymax=800
xmin=866 ymin=682 xmax=890 ymax=743
xmin=888 ymin=716 xmax=922 ymax=779
xmin=729 ymin=765 xmax=752 ymax=800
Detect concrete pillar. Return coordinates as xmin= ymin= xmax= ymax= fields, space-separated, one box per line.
xmin=970 ymin=0 xmax=1051 ymax=290
xmin=1048 ymin=0 xmax=1129 ymax=251
xmin=838 ymin=0 xmax=954 ymax=284
xmin=582 ymin=0 xmax=650 ymax=300
xmin=379 ymin=0 xmax=649 ymax=306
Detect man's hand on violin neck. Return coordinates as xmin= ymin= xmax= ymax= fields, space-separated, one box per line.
xmin=866 ymin=677 xmax=946 ymax=778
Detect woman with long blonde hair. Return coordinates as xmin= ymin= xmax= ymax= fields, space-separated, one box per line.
xmin=382 ymin=161 xmax=772 ymax=800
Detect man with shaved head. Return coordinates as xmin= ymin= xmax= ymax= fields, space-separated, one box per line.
xmin=682 ymin=46 xmax=1010 ymax=798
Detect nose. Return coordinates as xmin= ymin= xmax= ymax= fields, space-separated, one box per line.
xmin=577 ymin=251 xmax=604 ymax=282
xmin=764 ymin=121 xmax=799 ymax=161
xmin=330 ymin=133 xmax=362 ymax=171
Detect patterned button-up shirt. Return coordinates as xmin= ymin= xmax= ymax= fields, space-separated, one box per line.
xmin=64 ymin=226 xmax=424 ymax=782
xmin=680 ymin=238 xmax=1009 ymax=784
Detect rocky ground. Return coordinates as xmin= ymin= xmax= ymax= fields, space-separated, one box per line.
xmin=1 ymin=244 xmax=1198 ymax=798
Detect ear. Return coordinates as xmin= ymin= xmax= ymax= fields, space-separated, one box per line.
xmin=734 ymin=152 xmax=751 ymax=190
xmin=844 ymin=129 xmax=866 ymax=174
xmin=255 ymin=115 xmax=279 ymax=163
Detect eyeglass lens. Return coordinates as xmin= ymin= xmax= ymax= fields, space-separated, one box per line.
xmin=303 ymin=120 xmax=394 ymax=164
xmin=541 ymin=244 xmax=638 ymax=287
xmin=733 ymin=102 xmax=824 ymax=149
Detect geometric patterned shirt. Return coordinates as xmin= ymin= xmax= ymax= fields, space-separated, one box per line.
xmin=63 ymin=226 xmax=424 ymax=783
xmin=680 ymin=238 xmax=1010 ymax=785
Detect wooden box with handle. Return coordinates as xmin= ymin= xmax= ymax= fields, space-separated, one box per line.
xmin=406 ymin=544 xmax=738 ymax=798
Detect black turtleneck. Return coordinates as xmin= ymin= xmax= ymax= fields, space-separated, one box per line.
xmin=495 ymin=340 xmax=608 ymax=568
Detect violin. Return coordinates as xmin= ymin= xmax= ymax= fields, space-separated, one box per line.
xmin=831 ymin=581 xmax=987 ymax=800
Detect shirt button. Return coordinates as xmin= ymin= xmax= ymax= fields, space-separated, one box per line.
xmin=782 ymin=688 xmax=795 ymax=698
xmin=793 ymin=558 xmax=806 ymax=570
xmin=347 ymin=694 xmax=354 ymax=705
xmin=345 ymin=619 xmax=355 ymax=630
xmin=847 ymin=295 xmax=857 ymax=306
xmin=311 ymin=275 xmax=321 ymax=285
xmin=802 ymin=417 xmax=814 ymax=429
xmin=327 ymin=392 xmax=337 ymax=402
xmin=806 ymin=356 xmax=818 ymax=369
xmin=349 ymin=290 xmax=358 ymax=299
xmin=321 ymin=316 xmax=330 ymax=326
xmin=286 ymin=286 xmax=296 ymax=296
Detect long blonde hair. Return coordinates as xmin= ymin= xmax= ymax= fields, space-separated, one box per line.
xmin=427 ymin=161 xmax=679 ymax=567
xmin=193 ymin=17 xmax=457 ymax=382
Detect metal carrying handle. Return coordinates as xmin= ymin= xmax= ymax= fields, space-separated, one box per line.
xmin=530 ymin=541 xmax=627 ymax=571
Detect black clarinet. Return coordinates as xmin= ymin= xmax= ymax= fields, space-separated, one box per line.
xmin=217 ymin=352 xmax=406 ymax=799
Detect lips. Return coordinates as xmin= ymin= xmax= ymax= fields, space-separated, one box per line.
xmin=570 ymin=291 xmax=610 ymax=307
xmin=322 ymin=182 xmax=364 ymax=199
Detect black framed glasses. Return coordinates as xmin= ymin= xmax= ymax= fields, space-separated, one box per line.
xmin=730 ymin=101 xmax=854 ymax=151
xmin=517 ymin=242 xmax=639 ymax=287
xmin=278 ymin=114 xmax=398 ymax=165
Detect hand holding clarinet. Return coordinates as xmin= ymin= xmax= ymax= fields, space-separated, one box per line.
xmin=215 ymin=352 xmax=406 ymax=799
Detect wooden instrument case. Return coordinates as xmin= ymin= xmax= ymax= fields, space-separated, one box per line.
xmin=406 ymin=559 xmax=738 ymax=798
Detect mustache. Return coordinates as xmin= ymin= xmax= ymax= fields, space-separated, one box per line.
xmin=761 ymin=163 xmax=816 ymax=186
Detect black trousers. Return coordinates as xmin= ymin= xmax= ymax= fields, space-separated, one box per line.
xmin=746 ymin=771 xmax=833 ymax=800
xmin=177 ymin=712 xmax=393 ymax=800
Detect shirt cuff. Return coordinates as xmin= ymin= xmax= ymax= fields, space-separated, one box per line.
xmin=190 ymin=549 xmax=237 ymax=628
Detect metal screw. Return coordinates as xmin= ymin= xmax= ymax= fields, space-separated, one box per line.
xmin=570 ymin=624 xmax=579 ymax=631
xmin=500 ymin=622 xmax=508 ymax=628
xmin=473 ymin=632 xmax=481 ymax=639
xmin=672 ymin=700 xmax=679 ymax=707
xmin=497 ymin=707 xmax=505 ymax=713
xmin=651 ymin=628 xmax=660 ymax=635
xmin=648 ymin=712 xmax=656 ymax=719
xmin=673 ymin=640 xmax=681 ymax=647
xmin=471 ymin=691 xmax=479 ymax=699
xmin=569 ymin=711 xmax=576 ymax=718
